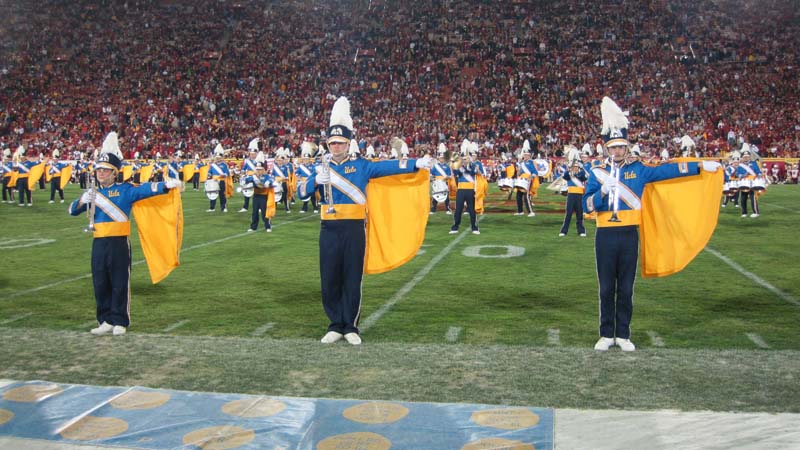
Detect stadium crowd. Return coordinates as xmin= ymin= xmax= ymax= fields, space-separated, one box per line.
xmin=0 ymin=0 xmax=798 ymax=160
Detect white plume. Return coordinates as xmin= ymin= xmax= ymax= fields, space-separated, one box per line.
xmin=255 ymin=151 xmax=265 ymax=164
xmin=460 ymin=138 xmax=470 ymax=155
xmin=596 ymin=143 xmax=604 ymax=156
xmin=329 ymin=96 xmax=353 ymax=130
xmin=214 ymin=143 xmax=225 ymax=156
xmin=582 ymin=143 xmax=591 ymax=156
xmin=100 ymin=131 xmax=123 ymax=160
xmin=437 ymin=142 xmax=447 ymax=155
xmin=248 ymin=137 xmax=261 ymax=151
xmin=600 ymin=97 xmax=629 ymax=135
xmin=349 ymin=139 xmax=360 ymax=155
xmin=366 ymin=145 xmax=376 ymax=157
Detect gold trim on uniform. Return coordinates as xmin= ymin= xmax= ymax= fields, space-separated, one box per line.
xmin=321 ymin=204 xmax=367 ymax=220
xmin=596 ymin=210 xmax=641 ymax=227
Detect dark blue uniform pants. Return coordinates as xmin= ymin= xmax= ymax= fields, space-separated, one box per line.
xmin=452 ymin=189 xmax=477 ymax=231
xmin=91 ymin=236 xmax=132 ymax=327
xmin=16 ymin=177 xmax=31 ymax=204
xmin=320 ymin=219 xmax=365 ymax=335
xmin=595 ymin=226 xmax=638 ymax=340
xmin=2 ymin=176 xmax=14 ymax=201
xmin=50 ymin=177 xmax=64 ymax=201
xmin=209 ymin=180 xmax=227 ymax=210
xmin=560 ymin=193 xmax=585 ymax=235
xmin=250 ymin=194 xmax=271 ymax=230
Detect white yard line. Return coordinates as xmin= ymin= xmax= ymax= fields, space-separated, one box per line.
xmin=2 ymin=215 xmax=313 ymax=301
xmin=760 ymin=202 xmax=798 ymax=213
xmin=547 ymin=328 xmax=561 ymax=346
xmin=745 ymin=332 xmax=771 ymax=349
xmin=647 ymin=331 xmax=665 ymax=348
xmin=360 ymin=218 xmax=483 ymax=332
xmin=251 ymin=323 xmax=275 ymax=337
xmin=445 ymin=326 xmax=462 ymax=343
xmin=0 ymin=313 xmax=32 ymax=325
xmin=162 ymin=320 xmax=190 ymax=333
xmin=704 ymin=247 xmax=800 ymax=307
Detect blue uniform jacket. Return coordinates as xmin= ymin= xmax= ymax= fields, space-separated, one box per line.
xmin=583 ymin=160 xmax=699 ymax=227
xmin=303 ymin=157 xmax=420 ymax=220
xmin=69 ymin=182 xmax=168 ymax=237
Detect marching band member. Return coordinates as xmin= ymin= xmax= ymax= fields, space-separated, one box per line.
xmin=302 ymin=96 xmax=433 ymax=345
xmin=192 ymin=154 xmax=204 ymax=190
xmin=244 ymin=159 xmax=276 ymax=232
xmin=584 ymin=97 xmax=721 ymax=352
xmin=295 ymin=141 xmax=319 ymax=213
xmin=514 ymin=147 xmax=536 ymax=217
xmin=15 ymin=146 xmax=40 ymax=207
xmin=206 ymin=149 xmax=230 ymax=212
xmin=2 ymin=148 xmax=15 ymax=203
xmin=48 ymin=151 xmax=69 ymax=204
xmin=736 ymin=149 xmax=762 ymax=218
xmin=722 ymin=152 xmax=740 ymax=208
xmin=790 ymin=163 xmax=799 ymax=184
xmin=559 ymin=149 xmax=587 ymax=237
xmin=69 ymin=132 xmax=183 ymax=336
xmin=239 ymin=149 xmax=258 ymax=212
xmin=167 ymin=152 xmax=181 ymax=180
xmin=272 ymin=152 xmax=291 ymax=213
xmin=430 ymin=147 xmax=453 ymax=214
xmin=449 ymin=153 xmax=480 ymax=234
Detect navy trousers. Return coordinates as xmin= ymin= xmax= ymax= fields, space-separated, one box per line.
xmin=50 ymin=177 xmax=64 ymax=201
xmin=209 ymin=180 xmax=227 ymax=210
xmin=451 ymin=189 xmax=477 ymax=231
xmin=595 ymin=226 xmax=638 ymax=339
xmin=319 ymin=219 xmax=365 ymax=334
xmin=250 ymin=194 xmax=271 ymax=230
xmin=16 ymin=178 xmax=31 ymax=204
xmin=91 ymin=236 xmax=132 ymax=327
xmin=560 ymin=193 xmax=585 ymax=235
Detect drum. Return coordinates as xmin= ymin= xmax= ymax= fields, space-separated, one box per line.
xmin=722 ymin=182 xmax=731 ymax=195
xmin=533 ymin=158 xmax=550 ymax=177
xmin=431 ymin=178 xmax=449 ymax=202
xmin=497 ymin=178 xmax=513 ymax=192
xmin=204 ymin=179 xmax=220 ymax=200
xmin=236 ymin=180 xmax=254 ymax=198
xmin=737 ymin=179 xmax=751 ymax=192
xmin=751 ymin=177 xmax=766 ymax=191
xmin=514 ymin=177 xmax=530 ymax=193
xmin=273 ymin=180 xmax=284 ymax=202
xmin=559 ymin=184 xmax=568 ymax=196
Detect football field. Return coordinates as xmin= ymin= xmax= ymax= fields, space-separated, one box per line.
xmin=1 ymin=183 xmax=799 ymax=413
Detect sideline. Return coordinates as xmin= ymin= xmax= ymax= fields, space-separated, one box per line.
xmin=704 ymin=247 xmax=800 ymax=307
xmin=360 ymin=216 xmax=485 ymax=331
xmin=2 ymin=215 xmax=313 ymax=301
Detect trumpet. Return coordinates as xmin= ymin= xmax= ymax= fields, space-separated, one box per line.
xmin=322 ymin=154 xmax=335 ymax=215
xmin=608 ymin=159 xmax=621 ymax=223
xmin=83 ymin=169 xmax=96 ymax=233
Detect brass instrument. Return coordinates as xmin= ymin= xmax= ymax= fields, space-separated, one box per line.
xmin=84 ymin=168 xmax=96 ymax=233
xmin=322 ymin=153 xmax=335 ymax=215
xmin=608 ymin=159 xmax=621 ymax=223
xmin=450 ymin=154 xmax=462 ymax=171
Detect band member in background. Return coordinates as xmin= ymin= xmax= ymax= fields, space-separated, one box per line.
xmin=295 ymin=144 xmax=319 ymax=213
xmin=559 ymin=155 xmax=587 ymax=237
xmin=736 ymin=149 xmax=762 ymax=218
xmin=272 ymin=153 xmax=291 ymax=213
xmin=239 ymin=150 xmax=257 ymax=212
xmin=449 ymin=154 xmax=480 ymax=234
xmin=206 ymin=151 xmax=230 ymax=212
xmin=430 ymin=150 xmax=453 ymax=214
xmin=302 ymin=96 xmax=433 ymax=346
xmin=584 ymin=97 xmax=720 ymax=352
xmin=722 ymin=153 xmax=740 ymax=208
xmin=2 ymin=149 xmax=15 ymax=203
xmin=48 ymin=152 xmax=68 ymax=204
xmin=245 ymin=160 xmax=276 ymax=232
xmin=15 ymin=146 xmax=38 ymax=207
xmin=69 ymin=132 xmax=182 ymax=336
xmin=514 ymin=148 xmax=536 ymax=217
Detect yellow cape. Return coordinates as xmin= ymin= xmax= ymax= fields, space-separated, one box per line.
xmin=27 ymin=163 xmax=45 ymax=190
xmin=59 ymin=165 xmax=73 ymax=190
xmin=474 ymin=173 xmax=489 ymax=214
xmin=640 ymin=164 xmax=723 ymax=278
xmin=139 ymin=165 xmax=154 ymax=184
xmin=131 ymin=188 xmax=184 ymax=284
xmin=182 ymin=164 xmax=196 ymax=181
xmin=364 ymin=170 xmax=429 ymax=274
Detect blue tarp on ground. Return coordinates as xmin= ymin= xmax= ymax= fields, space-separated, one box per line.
xmin=0 ymin=380 xmax=553 ymax=449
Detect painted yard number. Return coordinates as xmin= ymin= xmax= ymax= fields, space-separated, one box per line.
xmin=462 ymin=245 xmax=525 ymax=258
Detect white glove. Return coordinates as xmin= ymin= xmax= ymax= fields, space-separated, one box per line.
xmin=415 ymin=155 xmax=434 ymax=170
xmin=165 ymin=178 xmax=182 ymax=189
xmin=315 ymin=170 xmax=330 ymax=186
xmin=601 ymin=177 xmax=618 ymax=195
xmin=702 ymin=161 xmax=721 ymax=172
xmin=79 ymin=189 xmax=94 ymax=205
